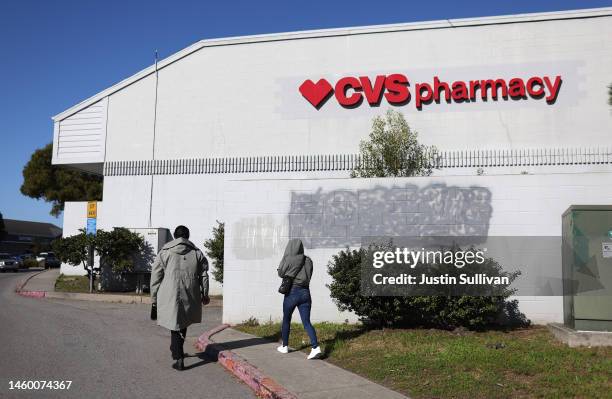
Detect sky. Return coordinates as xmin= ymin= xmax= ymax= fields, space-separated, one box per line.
xmin=1 ymin=0 xmax=611 ymax=226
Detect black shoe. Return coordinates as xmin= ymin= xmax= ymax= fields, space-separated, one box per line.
xmin=172 ymin=358 xmax=184 ymax=371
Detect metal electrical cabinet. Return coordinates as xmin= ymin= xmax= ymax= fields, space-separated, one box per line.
xmin=562 ymin=206 xmax=612 ymax=331
xmin=129 ymin=228 xmax=172 ymax=271
xmin=98 ymin=228 xmax=171 ymax=292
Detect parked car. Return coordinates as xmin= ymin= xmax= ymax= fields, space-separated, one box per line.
xmin=12 ymin=256 xmax=23 ymax=268
xmin=37 ymin=252 xmax=61 ymax=269
xmin=14 ymin=254 xmax=35 ymax=268
xmin=0 ymin=253 xmax=19 ymax=272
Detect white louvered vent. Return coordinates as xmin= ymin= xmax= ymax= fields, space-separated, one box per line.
xmin=55 ymin=98 xmax=107 ymax=163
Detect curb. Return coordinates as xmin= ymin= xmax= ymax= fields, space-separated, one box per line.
xmin=195 ymin=325 xmax=298 ymax=399
xmin=195 ymin=323 xmax=231 ymax=352
xmin=15 ymin=274 xmax=224 ymax=306
xmin=14 ymin=271 xmax=149 ymax=303
xmin=15 ymin=269 xmax=48 ymax=298
xmin=46 ymin=291 xmax=153 ymax=304
xmin=18 ymin=290 xmax=47 ymax=298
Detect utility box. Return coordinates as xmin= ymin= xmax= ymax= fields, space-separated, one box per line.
xmin=129 ymin=228 xmax=173 ymax=272
xmin=99 ymin=227 xmax=172 ymax=292
xmin=562 ymin=206 xmax=612 ymax=331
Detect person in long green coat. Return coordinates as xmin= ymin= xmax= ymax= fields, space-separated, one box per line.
xmin=150 ymin=225 xmax=209 ymax=370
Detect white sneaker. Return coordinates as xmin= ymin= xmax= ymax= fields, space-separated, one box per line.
xmin=307 ymin=346 xmax=322 ymax=360
xmin=277 ymin=345 xmax=288 ymax=354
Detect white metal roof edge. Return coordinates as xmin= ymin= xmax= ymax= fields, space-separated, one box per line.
xmin=52 ymin=7 xmax=612 ymax=121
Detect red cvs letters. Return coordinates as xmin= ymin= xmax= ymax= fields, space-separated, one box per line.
xmin=298 ymin=74 xmax=562 ymax=110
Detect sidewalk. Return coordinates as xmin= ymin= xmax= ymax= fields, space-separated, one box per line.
xmin=20 ymin=271 xmax=407 ymax=397
xmin=21 ymin=268 xmax=59 ymax=291
xmin=18 ymin=269 xmax=222 ymax=306
xmin=208 ymin=327 xmax=408 ymax=399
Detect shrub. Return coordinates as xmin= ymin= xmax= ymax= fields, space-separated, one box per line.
xmin=53 ymin=228 xmax=146 ymax=273
xmin=241 ymin=316 xmax=260 ymax=327
xmin=95 ymin=228 xmax=146 ymax=273
xmin=22 ymin=258 xmax=40 ymax=268
xmin=327 ymin=245 xmax=529 ymax=330
xmin=327 ymin=247 xmax=413 ymax=327
xmin=351 ymin=110 xmax=437 ymax=178
xmin=204 ymin=221 xmax=224 ymax=283
xmin=52 ymin=230 xmax=94 ymax=271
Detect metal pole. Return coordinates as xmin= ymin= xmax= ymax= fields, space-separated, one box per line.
xmin=148 ymin=50 xmax=159 ymax=228
xmin=88 ymin=243 xmax=94 ymax=293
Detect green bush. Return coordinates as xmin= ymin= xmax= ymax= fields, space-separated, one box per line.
xmin=95 ymin=228 xmax=146 ymax=273
xmin=22 ymin=258 xmax=40 ymax=268
xmin=351 ymin=110 xmax=437 ymax=178
xmin=327 ymin=247 xmax=413 ymax=327
xmin=204 ymin=221 xmax=224 ymax=283
xmin=53 ymin=228 xmax=146 ymax=274
xmin=241 ymin=316 xmax=260 ymax=327
xmin=327 ymin=245 xmax=529 ymax=330
xmin=52 ymin=230 xmax=93 ymax=271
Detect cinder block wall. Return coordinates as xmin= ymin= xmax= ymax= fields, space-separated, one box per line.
xmin=221 ymin=172 xmax=612 ymax=325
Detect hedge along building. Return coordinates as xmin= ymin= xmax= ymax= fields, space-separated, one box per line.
xmin=52 ymin=8 xmax=612 ymax=324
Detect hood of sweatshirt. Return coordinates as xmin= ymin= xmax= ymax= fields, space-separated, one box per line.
xmin=162 ymin=237 xmax=197 ymax=255
xmin=283 ymin=238 xmax=304 ymax=257
xmin=278 ymin=239 xmax=306 ymax=278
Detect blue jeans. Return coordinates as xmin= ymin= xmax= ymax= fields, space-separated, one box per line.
xmin=282 ymin=286 xmax=318 ymax=348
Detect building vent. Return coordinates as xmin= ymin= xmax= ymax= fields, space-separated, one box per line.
xmin=53 ymin=98 xmax=107 ymax=165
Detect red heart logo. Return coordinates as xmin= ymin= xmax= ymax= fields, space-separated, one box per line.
xmin=299 ymin=79 xmax=333 ymax=108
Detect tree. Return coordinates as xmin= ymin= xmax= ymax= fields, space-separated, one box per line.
xmin=351 ymin=110 xmax=437 ymax=178
xmin=609 ymin=83 xmax=612 ymax=106
xmin=204 ymin=221 xmax=224 ymax=284
xmin=95 ymin=228 xmax=146 ymax=273
xmin=52 ymin=229 xmax=94 ymax=273
xmin=53 ymin=228 xmax=146 ymax=291
xmin=21 ymin=143 xmax=103 ymax=216
xmin=0 ymin=212 xmax=6 ymax=243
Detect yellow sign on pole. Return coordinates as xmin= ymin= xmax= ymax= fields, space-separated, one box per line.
xmin=87 ymin=201 xmax=97 ymax=218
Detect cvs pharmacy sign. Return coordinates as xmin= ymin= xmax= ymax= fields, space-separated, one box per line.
xmin=298 ymin=74 xmax=562 ymax=110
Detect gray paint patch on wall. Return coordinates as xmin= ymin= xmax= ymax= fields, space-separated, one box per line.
xmin=231 ymin=215 xmax=288 ymax=260
xmin=288 ymin=184 xmax=493 ymax=248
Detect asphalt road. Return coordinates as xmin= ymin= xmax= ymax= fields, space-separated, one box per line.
xmin=0 ymin=271 xmax=254 ymax=399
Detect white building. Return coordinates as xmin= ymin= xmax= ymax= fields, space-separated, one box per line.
xmin=53 ymin=8 xmax=612 ymax=325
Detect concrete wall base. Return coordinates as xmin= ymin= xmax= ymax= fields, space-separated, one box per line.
xmin=548 ymin=323 xmax=612 ymax=347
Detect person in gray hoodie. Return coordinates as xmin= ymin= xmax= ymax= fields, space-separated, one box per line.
xmin=150 ymin=225 xmax=209 ymax=370
xmin=276 ymin=239 xmax=321 ymax=359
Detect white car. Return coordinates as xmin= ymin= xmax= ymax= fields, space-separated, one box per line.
xmin=0 ymin=253 xmax=19 ymax=272
xmin=36 ymin=252 xmax=61 ymax=269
